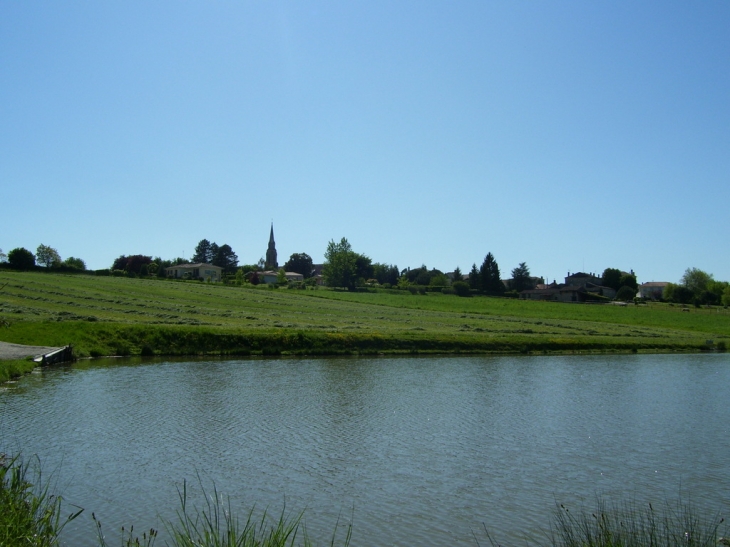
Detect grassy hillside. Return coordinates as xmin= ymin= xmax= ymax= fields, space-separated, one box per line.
xmin=0 ymin=270 xmax=728 ymax=362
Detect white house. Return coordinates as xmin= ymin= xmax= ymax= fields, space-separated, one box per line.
xmin=259 ymin=271 xmax=305 ymax=284
xmin=166 ymin=263 xmax=223 ymax=282
xmin=638 ymin=282 xmax=669 ymax=300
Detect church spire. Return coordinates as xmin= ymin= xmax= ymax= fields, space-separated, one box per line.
xmin=265 ymin=223 xmax=278 ymax=270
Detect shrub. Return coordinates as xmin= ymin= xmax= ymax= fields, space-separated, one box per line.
xmin=452 ymin=281 xmax=471 ymax=297
xmin=616 ymin=285 xmax=636 ymax=301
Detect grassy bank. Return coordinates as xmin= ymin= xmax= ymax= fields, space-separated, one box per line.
xmin=0 ymin=358 xmax=37 ymax=383
xmin=0 ymin=270 xmax=728 ymax=363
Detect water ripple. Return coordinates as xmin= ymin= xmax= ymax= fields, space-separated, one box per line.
xmin=1 ymin=354 xmax=730 ymax=546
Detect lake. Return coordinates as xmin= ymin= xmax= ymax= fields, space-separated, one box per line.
xmin=1 ymin=353 xmax=729 ymax=546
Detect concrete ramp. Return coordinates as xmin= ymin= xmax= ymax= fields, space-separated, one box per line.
xmin=0 ymin=342 xmax=65 ymax=361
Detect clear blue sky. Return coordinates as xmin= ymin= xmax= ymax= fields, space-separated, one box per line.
xmin=2 ymin=1 xmax=728 ymax=284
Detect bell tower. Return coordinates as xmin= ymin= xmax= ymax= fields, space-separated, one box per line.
xmin=265 ymin=223 xmax=278 ymax=270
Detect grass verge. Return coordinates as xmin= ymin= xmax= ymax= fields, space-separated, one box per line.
xmin=0 ymin=358 xmax=38 ymax=383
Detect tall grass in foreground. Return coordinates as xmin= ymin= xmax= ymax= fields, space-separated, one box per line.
xmin=94 ymin=478 xmax=352 ymax=547
xmin=479 ymin=496 xmax=729 ymax=547
xmin=0 ymin=454 xmax=83 ymax=547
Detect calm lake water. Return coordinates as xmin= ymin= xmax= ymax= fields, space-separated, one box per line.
xmin=1 ymin=353 xmax=730 ymax=546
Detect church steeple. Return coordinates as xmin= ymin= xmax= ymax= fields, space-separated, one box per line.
xmin=265 ymin=223 xmax=278 ymax=270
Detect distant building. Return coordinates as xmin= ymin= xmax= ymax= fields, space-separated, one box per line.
xmin=520 ymin=284 xmax=585 ymax=303
xmin=259 ymin=270 xmax=304 ymax=284
xmin=639 ymin=282 xmax=669 ymax=300
xmin=564 ymin=272 xmax=602 ymax=287
xmin=265 ymin=223 xmax=278 ymax=270
xmin=166 ymin=263 xmax=222 ymax=282
xmin=520 ymin=280 xmax=616 ymax=302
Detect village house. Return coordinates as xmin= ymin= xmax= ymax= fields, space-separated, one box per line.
xmin=519 ymin=272 xmax=618 ymax=302
xmin=259 ymin=270 xmax=304 ymax=284
xmin=638 ymin=282 xmax=669 ymax=300
xmin=166 ymin=263 xmax=222 ymax=282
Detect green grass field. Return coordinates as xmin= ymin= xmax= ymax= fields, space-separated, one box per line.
xmin=1 ymin=271 xmax=728 ymax=370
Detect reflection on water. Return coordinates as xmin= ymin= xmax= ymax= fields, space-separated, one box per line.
xmin=1 ymin=354 xmax=730 ymax=546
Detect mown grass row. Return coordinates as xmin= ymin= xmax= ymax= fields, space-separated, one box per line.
xmin=1 ymin=271 xmax=727 ymax=373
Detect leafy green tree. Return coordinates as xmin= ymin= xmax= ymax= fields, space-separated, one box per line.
xmin=601 ymin=268 xmax=622 ymax=290
xmin=239 ymin=264 xmax=258 ymax=275
xmin=665 ymin=283 xmax=693 ymax=304
xmin=192 ymin=239 xmax=213 ymax=264
xmin=706 ymin=280 xmax=729 ymax=305
xmin=452 ymin=267 xmax=463 ymax=282
xmin=354 ymin=254 xmax=374 ymax=284
xmin=212 ymin=244 xmax=238 ymax=273
xmin=372 ymin=263 xmax=399 ymax=285
xmin=235 ymin=268 xmax=244 ymax=286
xmin=722 ymin=286 xmax=730 ymax=307
xmin=479 ymin=253 xmax=504 ymax=294
xmin=510 ymin=262 xmax=533 ymax=292
xmin=8 ymin=248 xmax=35 ymax=269
xmin=322 ymin=237 xmax=357 ymax=290
xmin=36 ymin=244 xmax=61 ymax=268
xmin=277 ymin=268 xmax=287 ymax=285
xmin=112 ymin=255 xmax=152 ymax=274
xmin=681 ymin=267 xmax=713 ymax=297
xmin=403 ymin=265 xmax=444 ymax=286
xmin=616 ymin=286 xmax=636 ymax=301
xmin=0 ymin=249 xmax=7 ymax=263
xmin=619 ymin=272 xmax=638 ymax=291
xmin=430 ymin=273 xmax=450 ymax=287
xmin=283 ymin=253 xmax=314 ymax=278
xmin=63 ymin=257 xmax=86 ymax=270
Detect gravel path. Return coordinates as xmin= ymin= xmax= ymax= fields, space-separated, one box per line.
xmin=0 ymin=341 xmax=62 ymax=360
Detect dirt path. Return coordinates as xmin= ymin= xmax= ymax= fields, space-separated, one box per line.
xmin=0 ymin=341 xmax=62 ymax=360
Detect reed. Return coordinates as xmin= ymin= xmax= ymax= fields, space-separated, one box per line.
xmin=0 ymin=454 xmax=83 ymax=547
xmin=478 ymin=496 xmax=728 ymax=547
xmin=93 ymin=478 xmax=352 ymax=547
xmin=548 ymin=497 xmax=727 ymax=547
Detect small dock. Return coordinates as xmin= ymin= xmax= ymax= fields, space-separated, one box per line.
xmin=33 ymin=345 xmax=74 ymax=366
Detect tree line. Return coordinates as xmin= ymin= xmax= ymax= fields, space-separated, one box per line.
xmin=664 ymin=268 xmax=730 ymax=306
xmin=0 ymin=245 xmax=86 ymax=271
xmin=3 ymin=240 xmax=728 ymax=306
